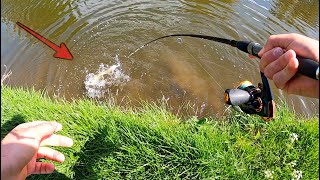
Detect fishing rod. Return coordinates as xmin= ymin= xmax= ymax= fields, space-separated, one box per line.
xmin=139 ymin=34 xmax=319 ymax=81
xmin=131 ymin=34 xmax=319 ymax=121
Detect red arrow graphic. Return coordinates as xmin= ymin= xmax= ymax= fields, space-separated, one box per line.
xmin=16 ymin=22 xmax=73 ymax=60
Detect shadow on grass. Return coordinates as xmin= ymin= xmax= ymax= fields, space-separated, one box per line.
xmin=1 ymin=114 xmax=26 ymax=140
xmin=71 ymin=125 xmax=120 ymax=179
xmin=27 ymin=170 xmax=72 ymax=180
xmin=70 ymin=119 xmax=198 ymax=179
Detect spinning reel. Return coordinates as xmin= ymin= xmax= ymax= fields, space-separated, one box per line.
xmin=224 ymin=73 xmax=276 ymax=121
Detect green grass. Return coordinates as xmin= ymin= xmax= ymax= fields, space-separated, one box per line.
xmin=1 ymin=86 xmax=319 ymax=179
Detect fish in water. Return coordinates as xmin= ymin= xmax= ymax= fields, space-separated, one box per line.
xmin=84 ymin=63 xmax=130 ymax=98
xmin=90 ymin=64 xmax=119 ymax=83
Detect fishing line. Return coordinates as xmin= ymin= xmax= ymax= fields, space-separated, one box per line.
xmin=222 ymin=104 xmax=232 ymax=116
xmin=127 ymin=34 xmax=235 ymax=58
xmin=179 ymin=43 xmax=224 ymax=91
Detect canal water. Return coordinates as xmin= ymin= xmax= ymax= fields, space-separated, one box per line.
xmin=1 ymin=0 xmax=319 ymax=118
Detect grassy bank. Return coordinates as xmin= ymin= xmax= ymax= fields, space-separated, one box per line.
xmin=1 ymin=86 xmax=319 ymax=179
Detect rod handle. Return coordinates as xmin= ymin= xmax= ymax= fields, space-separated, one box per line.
xmin=248 ymin=42 xmax=319 ymax=80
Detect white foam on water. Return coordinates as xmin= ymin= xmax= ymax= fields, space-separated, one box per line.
xmin=84 ymin=54 xmax=130 ymax=98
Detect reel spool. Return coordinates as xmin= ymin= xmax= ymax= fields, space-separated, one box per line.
xmin=224 ymin=80 xmax=275 ymax=121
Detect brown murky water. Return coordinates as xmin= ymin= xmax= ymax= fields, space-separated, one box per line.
xmin=1 ymin=0 xmax=319 ymax=118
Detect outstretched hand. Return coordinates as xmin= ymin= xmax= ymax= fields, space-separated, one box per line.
xmin=258 ymin=33 xmax=319 ymax=98
xmin=1 ymin=121 xmax=73 ymax=180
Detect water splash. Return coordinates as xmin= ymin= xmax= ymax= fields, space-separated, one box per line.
xmin=84 ymin=55 xmax=130 ymax=98
xmin=1 ymin=64 xmax=12 ymax=85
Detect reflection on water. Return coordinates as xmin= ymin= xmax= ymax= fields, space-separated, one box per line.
xmin=1 ymin=0 xmax=319 ymax=118
xmin=270 ymin=1 xmax=319 ymax=34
